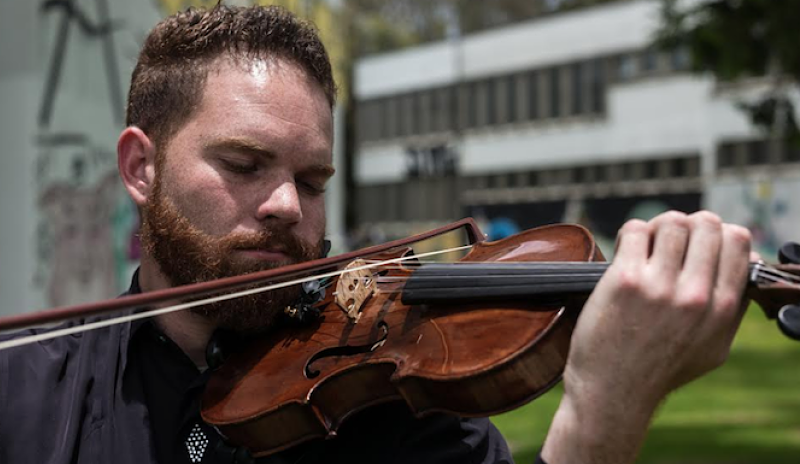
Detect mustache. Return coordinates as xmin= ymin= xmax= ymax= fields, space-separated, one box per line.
xmin=218 ymin=228 xmax=312 ymax=261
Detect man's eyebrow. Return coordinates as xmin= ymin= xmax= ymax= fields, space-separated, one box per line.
xmin=302 ymin=163 xmax=336 ymax=178
xmin=205 ymin=137 xmax=276 ymax=158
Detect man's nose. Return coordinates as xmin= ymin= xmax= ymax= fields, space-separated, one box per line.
xmin=255 ymin=181 xmax=303 ymax=224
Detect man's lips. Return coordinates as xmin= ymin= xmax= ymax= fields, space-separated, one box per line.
xmin=235 ymin=248 xmax=289 ymax=262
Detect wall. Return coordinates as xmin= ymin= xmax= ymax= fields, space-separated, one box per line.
xmin=0 ymin=0 xmax=347 ymax=316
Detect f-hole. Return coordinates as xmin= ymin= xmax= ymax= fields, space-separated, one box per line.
xmin=304 ymin=322 xmax=389 ymax=379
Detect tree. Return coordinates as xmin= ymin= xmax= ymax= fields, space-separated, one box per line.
xmin=658 ymin=0 xmax=800 ymax=140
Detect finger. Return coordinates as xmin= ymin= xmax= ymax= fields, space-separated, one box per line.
xmin=649 ymin=211 xmax=691 ymax=278
xmin=613 ymin=219 xmax=651 ymax=268
xmin=712 ymin=224 xmax=752 ymax=339
xmin=679 ymin=211 xmax=723 ymax=295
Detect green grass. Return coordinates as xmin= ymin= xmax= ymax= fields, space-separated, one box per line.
xmin=490 ymin=307 xmax=800 ymax=463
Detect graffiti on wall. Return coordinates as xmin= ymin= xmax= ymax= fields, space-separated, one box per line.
xmin=30 ymin=0 xmax=347 ymax=306
xmin=708 ymin=179 xmax=800 ymax=260
xmin=35 ymin=0 xmax=140 ymax=306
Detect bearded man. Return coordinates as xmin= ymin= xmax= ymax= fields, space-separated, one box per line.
xmin=0 ymin=5 xmax=754 ymax=464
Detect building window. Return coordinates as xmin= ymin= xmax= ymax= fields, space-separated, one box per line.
xmin=430 ymin=88 xmax=442 ymax=133
xmin=590 ymin=58 xmax=606 ymax=114
xmin=670 ymin=157 xmax=686 ymax=177
xmin=549 ymin=67 xmax=561 ymax=118
xmin=617 ymin=53 xmax=637 ymax=80
xmin=528 ymin=71 xmax=539 ymax=120
xmin=644 ymin=160 xmax=659 ymax=179
xmin=571 ymin=62 xmax=583 ymax=116
xmin=785 ymin=139 xmax=800 ymax=163
xmin=411 ymin=92 xmax=422 ymax=135
xmin=396 ymin=94 xmax=409 ymax=137
xmin=467 ymin=82 xmax=479 ymax=129
xmin=384 ymin=97 xmax=397 ymax=139
xmin=528 ymin=170 xmax=539 ymax=187
xmin=486 ymin=78 xmax=497 ymax=126
xmin=717 ymin=142 xmax=736 ymax=169
xmin=506 ymin=74 xmax=518 ymax=123
xmin=640 ymin=48 xmax=659 ymax=73
xmin=670 ymin=46 xmax=691 ymax=71
xmin=747 ymin=139 xmax=769 ymax=165
xmin=449 ymin=85 xmax=460 ymax=132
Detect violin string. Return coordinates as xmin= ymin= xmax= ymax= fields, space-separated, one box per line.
xmin=757 ymin=270 xmax=799 ymax=286
xmin=756 ymin=266 xmax=800 ymax=284
xmin=371 ymin=263 xmax=799 ymax=289
xmin=367 ymin=260 xmax=799 ymax=286
xmin=0 ymin=245 xmax=473 ymax=352
xmin=375 ymin=273 xmax=607 ymax=283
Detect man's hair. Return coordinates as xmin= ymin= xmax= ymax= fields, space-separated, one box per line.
xmin=126 ymin=4 xmax=336 ymax=151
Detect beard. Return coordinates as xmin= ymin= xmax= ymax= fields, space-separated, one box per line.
xmin=139 ymin=176 xmax=323 ymax=334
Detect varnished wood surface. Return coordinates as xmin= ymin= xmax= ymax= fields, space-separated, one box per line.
xmin=202 ymin=224 xmax=604 ymax=456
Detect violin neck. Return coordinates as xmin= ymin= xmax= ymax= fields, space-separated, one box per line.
xmin=401 ymin=262 xmax=608 ymax=305
xmin=401 ymin=262 xmax=771 ymax=306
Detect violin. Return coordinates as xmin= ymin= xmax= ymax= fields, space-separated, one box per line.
xmin=2 ymin=218 xmax=800 ymax=458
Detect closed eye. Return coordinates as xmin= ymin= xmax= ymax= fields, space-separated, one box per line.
xmin=297 ymin=179 xmax=327 ymax=196
xmin=221 ymin=159 xmax=258 ymax=174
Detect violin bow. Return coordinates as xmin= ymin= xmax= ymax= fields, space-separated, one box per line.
xmin=0 ymin=219 xmax=484 ymax=351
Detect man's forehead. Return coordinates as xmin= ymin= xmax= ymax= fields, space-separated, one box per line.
xmin=205 ymin=55 xmax=321 ymax=95
xmin=195 ymin=56 xmax=332 ymax=131
xmin=205 ymin=56 xmax=329 ymax=111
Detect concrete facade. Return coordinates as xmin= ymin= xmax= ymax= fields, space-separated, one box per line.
xmin=352 ymin=0 xmax=800 ymax=258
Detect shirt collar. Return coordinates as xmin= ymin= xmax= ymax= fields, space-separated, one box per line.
xmin=123 ymin=267 xmax=151 ymax=338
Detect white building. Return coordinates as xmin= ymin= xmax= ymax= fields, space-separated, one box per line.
xmin=352 ymin=0 xmax=800 ymax=255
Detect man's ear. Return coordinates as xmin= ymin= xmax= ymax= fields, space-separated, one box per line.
xmin=118 ymin=127 xmax=156 ymax=207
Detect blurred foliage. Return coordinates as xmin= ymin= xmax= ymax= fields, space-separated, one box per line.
xmin=658 ymin=0 xmax=800 ymax=139
xmin=344 ymin=0 xmax=623 ymax=57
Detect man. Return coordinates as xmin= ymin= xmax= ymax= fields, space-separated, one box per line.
xmin=0 ymin=5 xmax=754 ymax=464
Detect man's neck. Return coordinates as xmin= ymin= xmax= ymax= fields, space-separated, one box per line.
xmin=138 ymin=256 xmax=217 ymax=369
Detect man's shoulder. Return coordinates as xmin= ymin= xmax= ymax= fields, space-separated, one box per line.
xmin=0 ymin=314 xmax=134 ymax=398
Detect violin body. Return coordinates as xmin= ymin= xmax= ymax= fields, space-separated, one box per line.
xmin=201 ymin=224 xmax=604 ymax=457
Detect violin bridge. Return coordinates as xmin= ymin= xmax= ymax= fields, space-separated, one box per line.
xmin=335 ymin=259 xmax=377 ymax=322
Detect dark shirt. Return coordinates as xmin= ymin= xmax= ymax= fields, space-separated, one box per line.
xmin=0 ymin=270 xmax=516 ymax=464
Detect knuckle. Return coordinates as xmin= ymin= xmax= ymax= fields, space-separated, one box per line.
xmin=676 ymin=286 xmax=710 ymax=311
xmin=620 ymin=218 xmax=650 ymax=235
xmin=653 ymin=210 xmax=689 ymax=227
xmin=725 ymin=224 xmax=753 ymax=248
xmin=613 ymin=268 xmax=641 ymax=292
xmin=714 ymin=291 xmax=741 ymax=313
xmin=648 ymin=282 xmax=676 ymax=305
xmin=690 ymin=210 xmax=722 ymax=230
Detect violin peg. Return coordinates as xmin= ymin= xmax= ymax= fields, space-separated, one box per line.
xmin=777 ymin=305 xmax=800 ymax=341
xmin=205 ymin=333 xmax=228 ymax=371
xmin=778 ymin=242 xmax=800 ymax=265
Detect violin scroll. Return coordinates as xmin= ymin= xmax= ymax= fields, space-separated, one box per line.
xmin=776 ymin=242 xmax=800 ymax=341
xmin=747 ymin=241 xmax=800 ymax=342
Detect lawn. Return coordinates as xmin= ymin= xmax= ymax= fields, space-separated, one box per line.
xmin=490 ymin=306 xmax=800 ymax=464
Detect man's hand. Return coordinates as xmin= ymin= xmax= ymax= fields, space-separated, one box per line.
xmin=541 ymin=211 xmax=752 ymax=464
